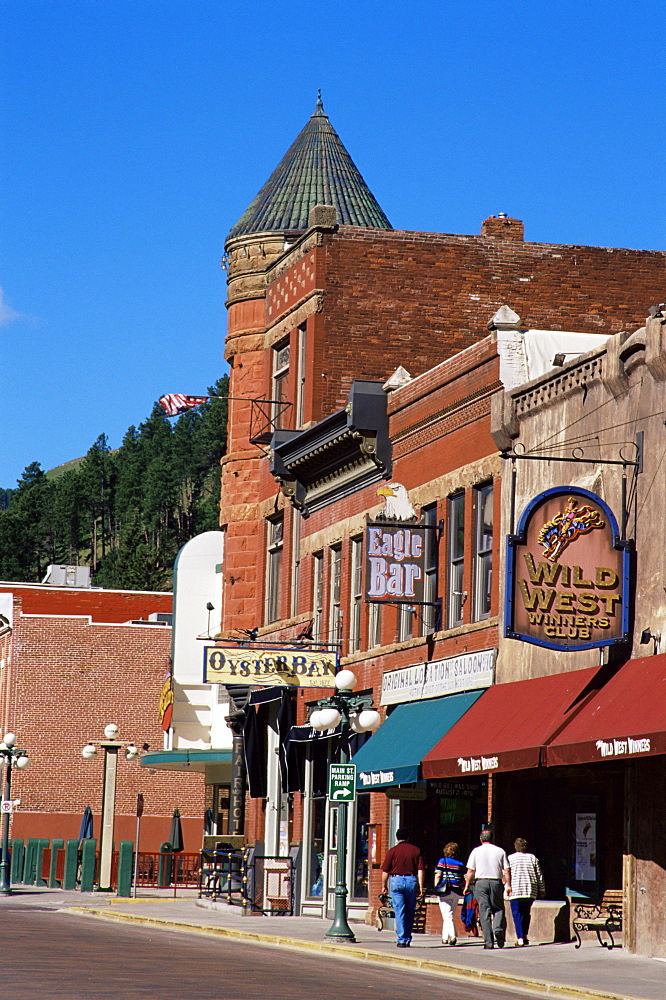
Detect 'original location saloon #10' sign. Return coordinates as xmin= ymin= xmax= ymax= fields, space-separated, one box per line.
xmin=505 ymin=487 xmax=630 ymax=651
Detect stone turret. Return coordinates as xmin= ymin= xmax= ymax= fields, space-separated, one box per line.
xmin=220 ymin=98 xmax=391 ymax=633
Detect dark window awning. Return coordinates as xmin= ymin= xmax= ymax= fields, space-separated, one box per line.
xmin=270 ymin=380 xmax=391 ymax=516
xmin=545 ymin=654 xmax=666 ymax=767
xmin=139 ymin=750 xmax=232 ymax=774
xmin=351 ymin=690 xmax=484 ymax=789
xmin=422 ymin=666 xmax=601 ymax=778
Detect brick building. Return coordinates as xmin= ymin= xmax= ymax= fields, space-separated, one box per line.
xmin=214 ymin=98 xmax=666 ymax=942
xmin=0 ymin=579 xmax=206 ymax=852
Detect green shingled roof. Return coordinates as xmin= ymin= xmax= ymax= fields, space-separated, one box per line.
xmin=227 ymin=97 xmax=392 ymax=240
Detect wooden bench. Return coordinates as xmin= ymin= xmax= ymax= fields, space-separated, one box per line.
xmin=572 ymin=889 xmax=623 ymax=949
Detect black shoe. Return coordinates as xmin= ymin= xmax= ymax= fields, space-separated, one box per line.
xmin=496 ymin=935 xmax=505 ymax=948
xmin=397 ymin=942 xmax=410 ymax=948
xmin=484 ymin=944 xmax=494 ymax=949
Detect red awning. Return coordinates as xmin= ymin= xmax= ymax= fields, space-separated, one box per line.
xmin=422 ymin=666 xmax=601 ymax=779
xmin=545 ymin=654 xmax=666 ymax=767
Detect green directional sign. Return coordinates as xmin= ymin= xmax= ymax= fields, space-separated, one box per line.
xmin=328 ymin=763 xmax=356 ymax=802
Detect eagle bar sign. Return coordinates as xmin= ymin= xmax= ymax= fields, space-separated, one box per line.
xmin=365 ymin=521 xmax=430 ymax=604
xmin=203 ymin=646 xmax=338 ymax=687
xmin=505 ymin=487 xmax=631 ymax=651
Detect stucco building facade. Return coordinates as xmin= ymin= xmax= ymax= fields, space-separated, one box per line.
xmin=487 ymin=311 xmax=666 ymax=957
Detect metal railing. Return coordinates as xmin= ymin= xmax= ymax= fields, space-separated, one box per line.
xmin=14 ymin=839 xmax=293 ymax=913
xmin=198 ymin=850 xmax=294 ymax=915
xmin=134 ymin=852 xmax=201 ymax=891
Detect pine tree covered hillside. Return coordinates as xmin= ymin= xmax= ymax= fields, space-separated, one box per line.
xmin=0 ymin=377 xmax=228 ymax=591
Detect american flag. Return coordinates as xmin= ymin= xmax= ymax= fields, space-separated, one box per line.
xmin=159 ymin=394 xmax=209 ymax=417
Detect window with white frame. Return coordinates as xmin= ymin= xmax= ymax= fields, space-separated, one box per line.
xmin=368 ymin=601 xmax=382 ymax=649
xmin=447 ymin=492 xmax=465 ymax=628
xmin=421 ymin=503 xmax=439 ymax=635
xmin=349 ymin=537 xmax=363 ymax=653
xmin=329 ymin=545 xmax=342 ymax=647
xmin=272 ymin=339 xmax=290 ymax=430
xmin=290 ymin=511 xmax=301 ymax=618
xmin=313 ymin=551 xmax=324 ymax=641
xmin=295 ymin=323 xmax=307 ymax=428
xmin=398 ymin=602 xmax=413 ymax=642
xmin=266 ymin=516 xmax=284 ymax=623
xmin=473 ymin=482 xmax=493 ymax=621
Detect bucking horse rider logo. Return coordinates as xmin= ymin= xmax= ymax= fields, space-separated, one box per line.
xmin=538 ymin=496 xmax=605 ymax=562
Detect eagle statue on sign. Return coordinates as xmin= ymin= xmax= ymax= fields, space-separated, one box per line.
xmin=375 ymin=483 xmax=419 ymax=522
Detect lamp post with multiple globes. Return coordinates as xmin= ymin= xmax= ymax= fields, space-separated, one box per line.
xmin=82 ymin=724 xmax=139 ymax=891
xmin=309 ymin=669 xmax=381 ymax=942
xmin=0 ymin=733 xmax=29 ymax=895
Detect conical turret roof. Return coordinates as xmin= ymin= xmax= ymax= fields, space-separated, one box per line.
xmin=227 ymin=96 xmax=392 ymax=240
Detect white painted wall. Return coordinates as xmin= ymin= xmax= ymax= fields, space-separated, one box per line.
xmin=170 ymin=531 xmax=231 ymax=750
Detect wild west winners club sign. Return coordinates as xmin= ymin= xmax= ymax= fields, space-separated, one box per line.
xmin=505 ymin=487 xmax=630 ymax=651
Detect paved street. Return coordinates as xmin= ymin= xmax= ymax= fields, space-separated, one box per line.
xmin=3 ymin=907 xmax=521 ymax=1000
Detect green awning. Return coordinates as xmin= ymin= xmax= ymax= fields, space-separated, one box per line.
xmin=351 ymin=690 xmax=484 ymax=789
xmin=139 ymin=749 xmax=232 ymax=774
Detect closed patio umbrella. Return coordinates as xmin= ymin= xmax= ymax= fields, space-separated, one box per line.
xmin=169 ymin=808 xmax=184 ymax=853
xmin=78 ymin=805 xmax=94 ymax=845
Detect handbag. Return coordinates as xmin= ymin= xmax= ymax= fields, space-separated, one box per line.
xmin=434 ymin=858 xmax=463 ymax=895
xmin=433 ymin=859 xmax=455 ymax=895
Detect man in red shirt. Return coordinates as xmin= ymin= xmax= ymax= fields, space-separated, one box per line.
xmin=381 ymin=828 xmax=426 ymax=947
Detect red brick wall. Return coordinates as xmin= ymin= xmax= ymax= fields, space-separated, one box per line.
xmin=3 ymin=595 xmax=205 ymax=852
xmin=300 ymin=227 xmax=666 ymax=417
xmin=0 ymin=584 xmax=171 ymax=623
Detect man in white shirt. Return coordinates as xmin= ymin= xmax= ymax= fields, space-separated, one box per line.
xmin=464 ymin=829 xmax=511 ymax=949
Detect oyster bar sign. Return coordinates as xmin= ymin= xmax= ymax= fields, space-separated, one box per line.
xmin=505 ymin=487 xmax=630 ymax=651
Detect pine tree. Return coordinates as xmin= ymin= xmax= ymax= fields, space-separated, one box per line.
xmin=0 ymin=378 xmax=229 ymax=589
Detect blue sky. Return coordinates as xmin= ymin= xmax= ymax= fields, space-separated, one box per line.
xmin=2 ymin=0 xmax=664 ymax=488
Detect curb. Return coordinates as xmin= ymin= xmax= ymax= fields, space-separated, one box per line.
xmin=62 ymin=907 xmax=649 ymax=1000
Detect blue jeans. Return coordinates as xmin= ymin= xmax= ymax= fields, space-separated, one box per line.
xmin=389 ymin=874 xmax=418 ymax=944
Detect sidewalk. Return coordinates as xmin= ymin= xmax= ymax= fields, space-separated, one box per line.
xmin=4 ymin=886 xmax=665 ymax=1000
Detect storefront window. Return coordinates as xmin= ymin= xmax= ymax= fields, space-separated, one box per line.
xmin=209 ymin=784 xmax=230 ymax=836
xmin=400 ymin=779 xmax=488 ymax=876
xmin=307 ymin=796 xmax=327 ymax=898
xmin=352 ymin=792 xmax=371 ymax=899
xmin=304 ymin=739 xmax=339 ymax=899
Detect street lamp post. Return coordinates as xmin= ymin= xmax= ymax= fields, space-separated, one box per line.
xmin=82 ymin=725 xmax=139 ymax=892
xmin=0 ymin=733 xmax=30 ymax=895
xmin=309 ymin=670 xmax=381 ymax=943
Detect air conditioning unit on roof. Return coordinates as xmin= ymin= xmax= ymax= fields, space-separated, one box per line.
xmin=41 ymin=565 xmax=91 ymax=588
